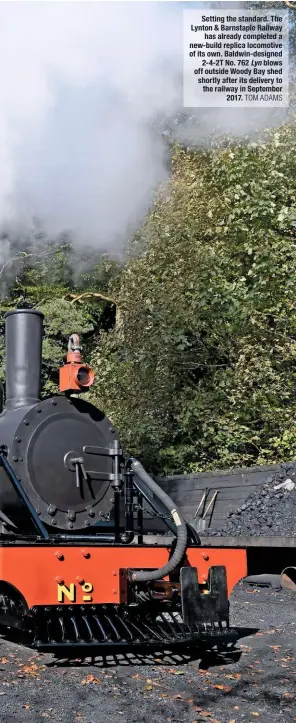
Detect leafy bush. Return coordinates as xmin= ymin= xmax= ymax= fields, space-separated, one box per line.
xmin=90 ymin=119 xmax=296 ymax=473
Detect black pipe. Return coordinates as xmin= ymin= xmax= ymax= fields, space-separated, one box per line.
xmin=112 ymin=439 xmax=122 ymax=543
xmin=132 ymin=477 xmax=176 ymax=535
xmin=129 ymin=459 xmax=188 ymax=582
xmin=137 ymin=489 xmax=143 ymax=545
xmin=4 ymin=309 xmax=44 ymax=411
xmin=113 ymin=488 xmax=121 ymax=543
xmin=120 ymin=468 xmax=134 ymax=544
xmin=56 ymin=534 xmax=118 ymax=543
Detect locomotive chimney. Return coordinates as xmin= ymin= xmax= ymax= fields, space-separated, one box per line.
xmin=4 ymin=309 xmax=44 ymax=411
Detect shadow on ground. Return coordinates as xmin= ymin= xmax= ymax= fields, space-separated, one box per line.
xmin=35 ymin=626 xmax=258 ymax=669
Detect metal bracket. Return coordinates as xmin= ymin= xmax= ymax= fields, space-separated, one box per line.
xmin=180 ymin=566 xmax=229 ymax=628
xmin=83 ymin=446 xmax=123 ymax=457
xmin=81 ymin=471 xmax=120 ymax=481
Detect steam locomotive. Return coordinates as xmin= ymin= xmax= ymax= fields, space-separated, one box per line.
xmin=0 ymin=309 xmax=247 ymax=649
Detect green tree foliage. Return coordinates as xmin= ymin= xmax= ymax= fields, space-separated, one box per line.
xmin=89 ymin=118 xmax=296 ymax=474
xmin=0 ymin=240 xmax=105 ymax=393
xmin=2 ymin=118 xmax=296 ymax=477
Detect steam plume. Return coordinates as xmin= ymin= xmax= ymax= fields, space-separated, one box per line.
xmin=0 ymin=1 xmax=290 ymax=257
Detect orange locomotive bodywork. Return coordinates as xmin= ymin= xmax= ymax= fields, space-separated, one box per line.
xmin=0 ymin=545 xmax=247 ymax=608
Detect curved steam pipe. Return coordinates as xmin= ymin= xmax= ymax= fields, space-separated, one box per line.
xmin=129 ymin=458 xmax=188 ymax=582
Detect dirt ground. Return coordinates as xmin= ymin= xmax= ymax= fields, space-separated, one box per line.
xmin=0 ymin=582 xmax=295 ymax=723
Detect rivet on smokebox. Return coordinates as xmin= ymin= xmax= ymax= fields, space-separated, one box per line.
xmin=55 ymin=576 xmax=64 ymax=584
xmin=201 ymin=553 xmax=209 ymax=561
xmin=112 ymin=571 xmax=117 ymax=576
xmin=55 ymin=552 xmax=64 ymax=561
xmin=76 ymin=576 xmax=84 ymax=584
xmin=81 ymin=549 xmax=90 ymax=558
xmin=112 ymin=589 xmax=117 ymax=595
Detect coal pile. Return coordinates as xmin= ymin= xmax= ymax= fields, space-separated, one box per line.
xmin=203 ymin=463 xmax=296 ymax=537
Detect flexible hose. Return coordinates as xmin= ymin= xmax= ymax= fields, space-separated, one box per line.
xmin=130 ymin=458 xmax=188 ymax=582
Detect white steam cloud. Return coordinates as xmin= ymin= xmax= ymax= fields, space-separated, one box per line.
xmin=0 ymin=1 xmax=289 ymax=254
xmin=0 ymin=1 xmax=183 ymax=249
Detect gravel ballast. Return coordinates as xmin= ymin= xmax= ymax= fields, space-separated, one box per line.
xmin=0 ymin=582 xmax=295 ymax=723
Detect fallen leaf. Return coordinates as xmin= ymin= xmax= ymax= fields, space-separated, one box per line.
xmin=199 ymin=713 xmax=212 ymax=718
xmin=0 ymin=658 xmax=8 ymax=664
xmin=251 ymin=713 xmax=260 ymax=717
xmin=228 ymin=720 xmax=236 ymax=723
xmin=22 ymin=705 xmax=30 ymax=710
xmin=212 ymin=684 xmax=232 ymax=693
xmin=143 ymin=685 xmax=153 ymax=691
xmin=19 ymin=664 xmax=41 ymax=678
xmin=172 ymin=694 xmax=183 ymax=700
xmin=81 ymin=674 xmax=101 ymax=685
xmin=225 ymin=674 xmax=241 ymax=680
